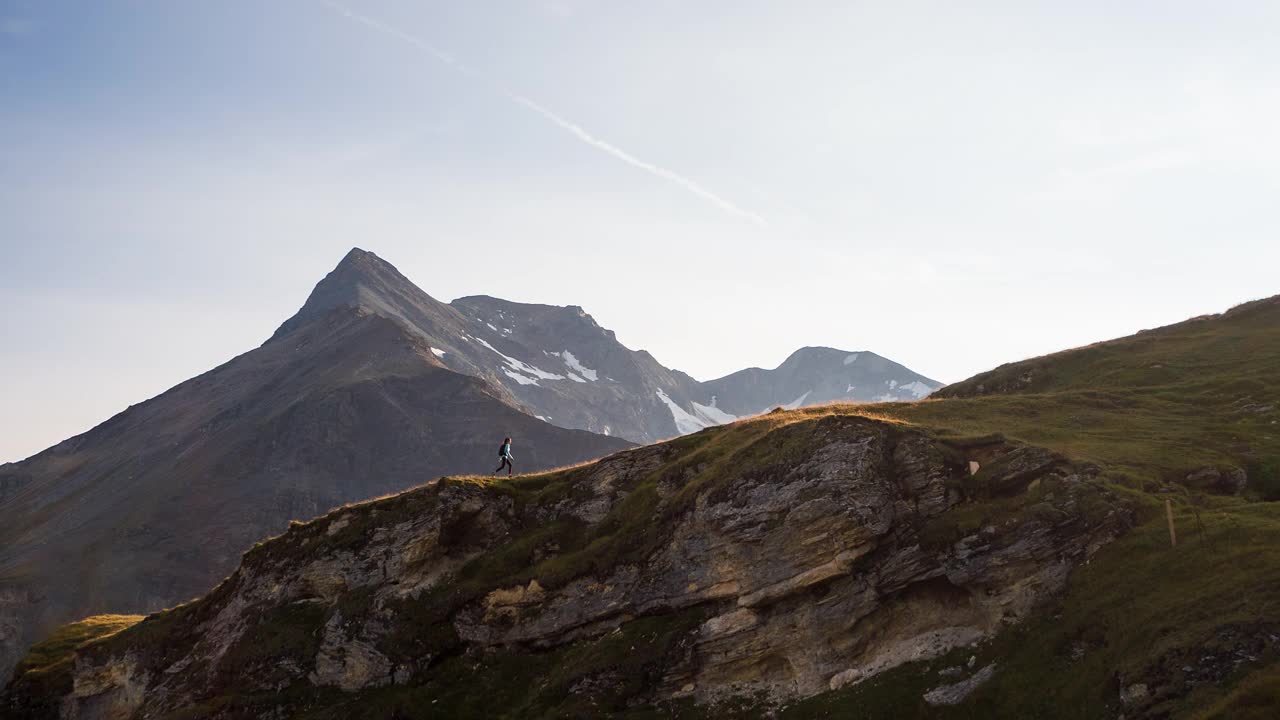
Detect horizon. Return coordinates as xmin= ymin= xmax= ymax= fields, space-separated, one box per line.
xmin=1 ymin=242 xmax=1267 ymax=463
xmin=5 ymin=1 xmax=1280 ymax=461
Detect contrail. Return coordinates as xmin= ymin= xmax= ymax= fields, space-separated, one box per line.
xmin=319 ymin=1 xmax=766 ymax=226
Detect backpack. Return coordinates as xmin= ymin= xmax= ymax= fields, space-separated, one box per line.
xmin=498 ymin=443 xmax=506 ymax=457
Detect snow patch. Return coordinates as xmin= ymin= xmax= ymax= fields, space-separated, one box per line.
xmin=475 ymin=338 xmax=565 ymax=381
xmin=503 ymin=369 xmax=540 ymax=386
xmin=566 ymin=372 xmax=586 ymax=383
xmin=844 ymin=353 xmax=860 ymax=365
xmin=486 ymin=322 xmax=499 ymax=332
xmin=691 ymin=396 xmax=738 ymax=425
xmin=846 ymin=384 xmax=856 ymax=393
xmin=656 ymin=389 xmax=713 ymax=435
xmin=556 ymin=350 xmax=599 ymax=381
xmin=431 ymin=348 xmax=447 ymax=358
xmin=900 ymin=380 xmax=934 ymax=399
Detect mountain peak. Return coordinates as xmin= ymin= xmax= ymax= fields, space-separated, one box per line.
xmin=267 ymin=248 xmax=447 ymax=343
xmin=327 ymin=247 xmax=402 ymax=288
xmin=782 ymin=346 xmax=871 ymax=366
xmin=333 ymin=246 xmax=384 ymax=273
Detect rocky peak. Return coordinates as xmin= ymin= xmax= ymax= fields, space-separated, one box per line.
xmin=268 ymin=248 xmax=457 ymax=344
xmin=267 ymin=248 xmax=468 ymax=345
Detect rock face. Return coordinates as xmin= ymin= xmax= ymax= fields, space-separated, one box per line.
xmin=280 ymin=249 xmax=941 ymax=444
xmin=2 ymin=414 xmax=1132 ymax=717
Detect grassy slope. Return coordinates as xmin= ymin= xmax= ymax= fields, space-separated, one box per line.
xmin=776 ymin=295 xmax=1280 ymax=717
xmin=10 ymin=297 xmax=1280 ymax=718
xmin=924 ymin=295 xmax=1280 ymax=494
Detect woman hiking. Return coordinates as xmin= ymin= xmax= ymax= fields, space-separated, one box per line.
xmin=494 ymin=437 xmax=514 ymax=476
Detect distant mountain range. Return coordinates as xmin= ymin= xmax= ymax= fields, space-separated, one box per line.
xmin=286 ymin=249 xmax=941 ymax=443
xmin=0 ymin=248 xmax=939 ymax=681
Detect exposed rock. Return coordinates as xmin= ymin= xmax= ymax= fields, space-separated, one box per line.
xmin=1120 ymin=682 xmax=1149 ymax=706
xmin=1118 ymin=622 xmax=1280 ymax=711
xmin=923 ymin=663 xmax=996 ymax=706
xmin=1185 ymin=466 xmax=1248 ymax=495
xmin=310 ymin=611 xmax=394 ymax=691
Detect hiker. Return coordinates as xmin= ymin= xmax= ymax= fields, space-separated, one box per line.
xmin=495 ymin=436 xmax=514 ymax=476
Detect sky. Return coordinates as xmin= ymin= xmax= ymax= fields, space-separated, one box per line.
xmin=3 ymin=1 xmax=1280 ymax=462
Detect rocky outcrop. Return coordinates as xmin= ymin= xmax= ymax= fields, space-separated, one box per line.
xmin=923 ymin=662 xmax=996 ymax=706
xmin=2 ymin=414 xmax=1133 ymax=717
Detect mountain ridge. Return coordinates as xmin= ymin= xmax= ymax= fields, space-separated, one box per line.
xmin=263 ymin=248 xmax=942 ymax=444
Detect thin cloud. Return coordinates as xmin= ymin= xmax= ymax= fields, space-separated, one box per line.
xmin=319 ymin=1 xmax=766 ymax=226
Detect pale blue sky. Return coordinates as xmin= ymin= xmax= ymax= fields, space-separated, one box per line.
xmin=3 ymin=1 xmax=1279 ymax=462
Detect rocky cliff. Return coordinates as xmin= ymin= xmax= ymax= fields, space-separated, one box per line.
xmin=1 ymin=411 xmax=1132 ymax=718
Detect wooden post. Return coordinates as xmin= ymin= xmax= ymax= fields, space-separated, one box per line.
xmin=1165 ymin=499 xmax=1177 ymax=547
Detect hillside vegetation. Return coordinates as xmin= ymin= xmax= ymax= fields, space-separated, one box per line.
xmin=925 ymin=295 xmax=1280 ymax=496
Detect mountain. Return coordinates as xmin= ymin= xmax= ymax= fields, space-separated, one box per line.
xmin=268 ymin=249 xmax=941 ymax=444
xmin=0 ymin=266 xmax=632 ymax=683
xmin=7 ymin=294 xmax=1280 ymax=718
xmin=703 ymin=346 xmax=936 ymax=416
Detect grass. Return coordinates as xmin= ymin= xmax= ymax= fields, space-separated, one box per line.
xmin=906 ymin=296 xmax=1280 ymax=493
xmin=2 ymin=614 xmax=143 ymax=719
xmin=13 ymin=614 xmax=143 ymax=677
xmin=1193 ymin=662 xmax=1280 ymax=720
